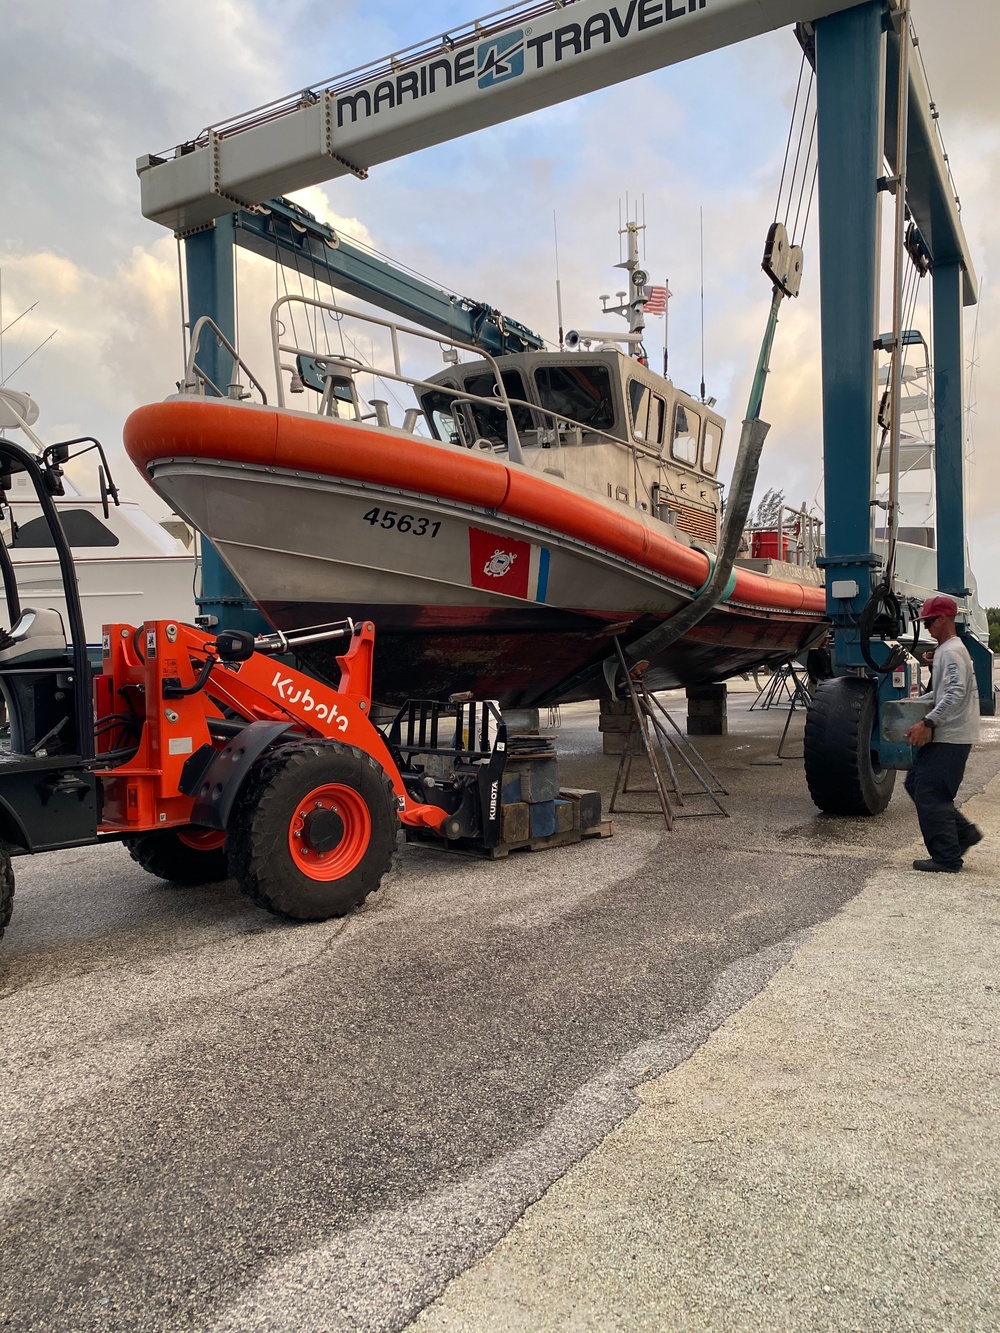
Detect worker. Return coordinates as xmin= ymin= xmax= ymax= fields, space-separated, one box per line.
xmin=904 ymin=595 xmax=982 ymax=872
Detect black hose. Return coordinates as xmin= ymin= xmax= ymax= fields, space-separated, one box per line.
xmin=857 ymin=582 xmax=908 ymax=675
xmin=163 ymin=655 xmax=216 ymax=698
xmin=622 ymin=415 xmax=771 ymax=666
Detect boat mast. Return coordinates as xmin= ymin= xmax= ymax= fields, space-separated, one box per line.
xmin=600 ymin=219 xmax=649 ymax=363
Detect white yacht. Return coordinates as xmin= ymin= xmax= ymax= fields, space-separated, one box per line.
xmin=0 ymin=390 xmax=195 ymax=646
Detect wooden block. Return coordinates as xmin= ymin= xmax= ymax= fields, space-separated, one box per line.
xmin=529 ymin=800 xmax=557 ymax=838
xmin=501 ymin=770 xmax=522 ymax=803
xmin=555 ymin=798 xmax=576 ymax=833
xmin=500 ymin=801 xmax=530 ymax=844
xmin=685 ymin=683 xmax=727 ymax=703
xmin=687 ymin=715 xmax=728 ymax=735
xmin=687 ymin=698 xmax=727 ymax=717
xmin=559 ymin=787 xmax=603 ymax=831
xmin=510 ymin=758 xmax=560 ymax=803
xmin=598 ymin=713 xmax=633 ymax=733
xmin=581 ymin=819 xmax=614 ymax=840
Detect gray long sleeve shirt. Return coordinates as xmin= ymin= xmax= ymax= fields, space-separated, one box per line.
xmin=919 ymin=636 xmax=981 ymax=745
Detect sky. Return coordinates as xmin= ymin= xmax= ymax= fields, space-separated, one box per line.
xmin=2 ymin=0 xmax=999 ymax=598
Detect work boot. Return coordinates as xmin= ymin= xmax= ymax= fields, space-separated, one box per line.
xmin=912 ymin=858 xmax=962 ymax=874
xmin=958 ymin=824 xmax=983 ymax=852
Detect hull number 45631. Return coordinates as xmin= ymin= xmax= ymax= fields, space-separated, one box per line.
xmin=362 ymin=507 xmax=440 ymax=538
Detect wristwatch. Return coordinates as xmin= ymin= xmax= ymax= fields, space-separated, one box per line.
xmin=924 ymin=718 xmax=936 ymax=734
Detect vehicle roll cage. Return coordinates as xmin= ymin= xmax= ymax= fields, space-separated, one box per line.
xmin=0 ymin=437 xmax=94 ymax=760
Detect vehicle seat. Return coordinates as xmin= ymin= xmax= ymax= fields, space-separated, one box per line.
xmin=0 ymin=608 xmax=69 ymax=665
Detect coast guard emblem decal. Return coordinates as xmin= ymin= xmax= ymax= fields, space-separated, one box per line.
xmin=469 ymin=526 xmax=530 ymax=598
xmin=484 ymin=549 xmax=517 ymax=578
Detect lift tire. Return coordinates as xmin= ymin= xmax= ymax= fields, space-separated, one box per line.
xmin=123 ymin=828 xmax=230 ymax=886
xmin=803 ymin=676 xmax=896 ymax=816
xmin=0 ymin=843 xmax=13 ymax=940
xmin=228 ymin=741 xmax=397 ymax=922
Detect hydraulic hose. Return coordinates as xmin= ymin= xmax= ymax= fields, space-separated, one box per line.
xmin=856 ymin=582 xmax=915 ymax=675
xmin=621 ymin=414 xmax=770 ymax=666
xmin=618 ymin=284 xmax=785 ymax=671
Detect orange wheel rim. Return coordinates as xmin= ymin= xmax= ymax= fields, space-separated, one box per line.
xmin=288 ymin=782 xmax=370 ymax=881
xmin=177 ymin=827 xmax=227 ymax=852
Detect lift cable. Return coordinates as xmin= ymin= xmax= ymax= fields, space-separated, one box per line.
xmin=773 ymin=47 xmax=809 ymax=228
xmin=784 ymin=82 xmax=815 ymax=241
xmin=790 ymin=122 xmax=818 ymax=245
xmin=593 ymin=71 xmax=814 ymax=682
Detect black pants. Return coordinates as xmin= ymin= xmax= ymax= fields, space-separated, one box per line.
xmin=904 ymin=742 xmax=974 ymax=867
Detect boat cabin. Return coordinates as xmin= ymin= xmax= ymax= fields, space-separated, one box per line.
xmin=420 ymin=349 xmax=725 ymax=548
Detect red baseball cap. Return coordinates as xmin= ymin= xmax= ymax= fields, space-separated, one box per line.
xmin=918 ymin=595 xmax=958 ymax=620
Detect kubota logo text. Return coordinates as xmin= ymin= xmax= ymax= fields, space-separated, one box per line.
xmin=272 ymin=672 xmax=349 ymax=732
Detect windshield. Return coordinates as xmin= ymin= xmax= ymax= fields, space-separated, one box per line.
xmin=420 ymin=385 xmax=462 ymax=442
xmin=464 ymin=370 xmax=533 ymax=444
xmin=534 ymin=364 xmax=615 ymax=433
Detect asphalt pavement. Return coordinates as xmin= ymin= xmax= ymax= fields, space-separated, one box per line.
xmin=2 ymin=688 xmax=998 ymax=1332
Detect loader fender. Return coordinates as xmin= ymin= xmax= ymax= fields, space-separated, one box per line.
xmin=182 ymin=720 xmax=295 ymax=832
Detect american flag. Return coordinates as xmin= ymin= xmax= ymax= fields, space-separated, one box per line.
xmin=642 ymin=284 xmax=670 ymax=315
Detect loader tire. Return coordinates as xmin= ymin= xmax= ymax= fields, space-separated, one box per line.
xmin=804 ymin=676 xmax=895 ymax=816
xmin=229 ymin=742 xmax=397 ymax=922
xmin=123 ymin=828 xmax=230 ymax=886
xmin=0 ymin=843 xmax=13 ymax=940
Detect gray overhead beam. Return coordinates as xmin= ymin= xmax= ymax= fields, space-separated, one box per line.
xmin=139 ymin=1 xmax=977 ymax=309
xmin=138 ymin=0 xmax=871 ymax=234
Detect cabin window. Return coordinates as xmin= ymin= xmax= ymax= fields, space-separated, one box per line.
xmin=420 ymin=386 xmax=462 ymax=442
xmin=534 ymin=365 xmax=614 ymax=433
xmin=627 ymin=381 xmax=664 ymax=446
xmin=11 ymin=509 xmax=119 ymax=548
xmin=464 ymin=370 xmax=533 ymax=444
xmin=647 ymin=394 xmax=664 ymax=447
xmin=670 ymin=404 xmax=701 ymax=466
xmin=628 ymin=380 xmax=647 ymax=439
xmin=703 ymin=420 xmax=723 ymax=475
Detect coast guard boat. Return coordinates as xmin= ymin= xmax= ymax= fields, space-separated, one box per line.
xmin=123 ymin=227 xmax=828 ymax=706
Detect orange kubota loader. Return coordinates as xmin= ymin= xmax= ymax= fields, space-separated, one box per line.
xmin=0 ymin=436 xmax=508 ymax=939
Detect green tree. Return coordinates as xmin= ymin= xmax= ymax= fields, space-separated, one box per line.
xmin=986 ymin=607 xmax=1000 ymax=653
xmin=749 ymin=487 xmax=785 ymax=528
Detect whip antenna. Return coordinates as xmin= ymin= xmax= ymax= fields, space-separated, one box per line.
xmin=553 ymin=211 xmax=564 ymax=351
xmin=699 ymin=207 xmax=706 ymax=403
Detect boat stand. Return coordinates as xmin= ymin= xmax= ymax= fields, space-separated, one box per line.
xmin=775 ymin=667 xmax=814 ymax=761
xmin=608 ymin=639 xmax=729 ymax=829
xmin=749 ymin=660 xmax=811 ymax=711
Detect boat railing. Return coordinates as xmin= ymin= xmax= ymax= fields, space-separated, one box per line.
xmin=269 ymin=294 xmax=524 ymax=444
xmin=266 ymin=294 xmax=713 ymax=519
xmin=745 ymin=504 xmax=823 ymax=567
xmin=184 ymin=317 xmax=269 ymax=404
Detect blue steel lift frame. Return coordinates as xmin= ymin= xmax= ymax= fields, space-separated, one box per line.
xmin=814 ymin=1 xmax=992 ymax=741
